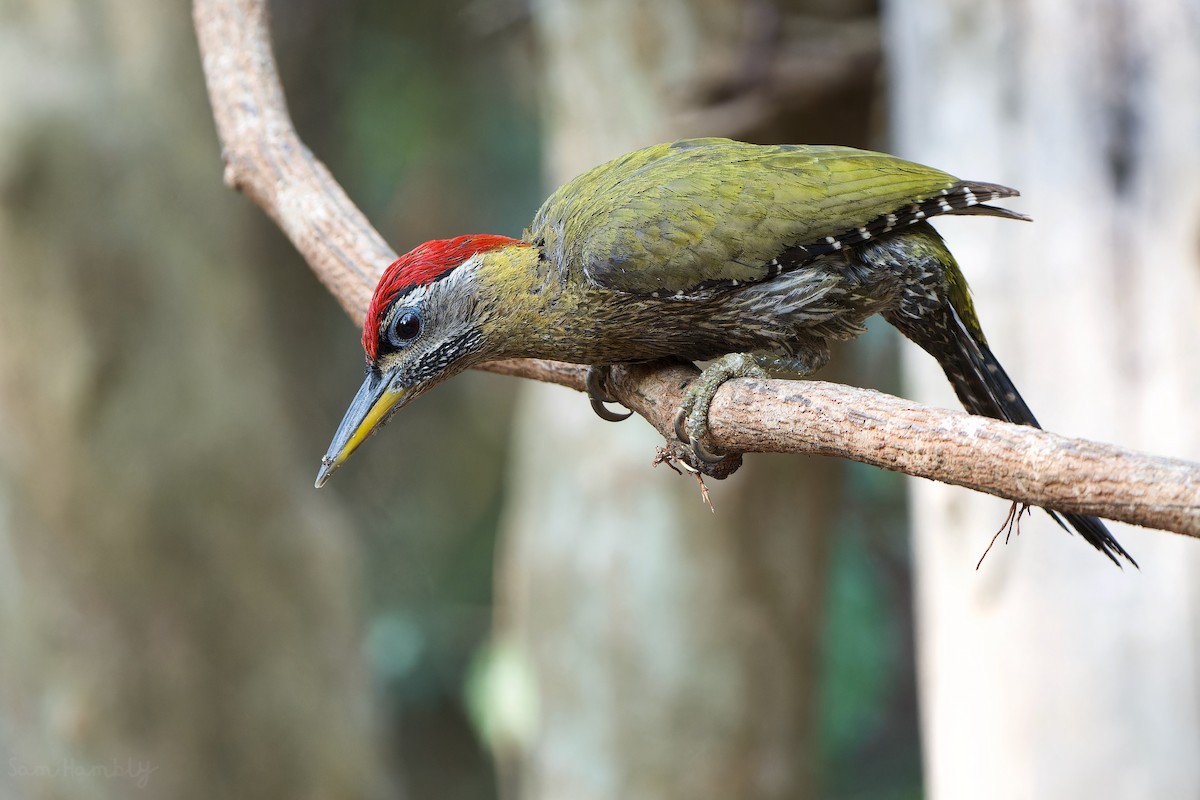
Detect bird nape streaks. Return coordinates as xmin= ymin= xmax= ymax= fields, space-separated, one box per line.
xmin=316 ymin=137 xmax=1135 ymax=568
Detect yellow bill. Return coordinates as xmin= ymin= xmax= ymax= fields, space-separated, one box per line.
xmin=315 ymin=366 xmax=409 ymax=488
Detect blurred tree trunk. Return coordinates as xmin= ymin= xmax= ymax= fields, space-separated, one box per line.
xmin=0 ymin=3 xmax=380 ymax=798
xmin=886 ymin=1 xmax=1200 ymax=797
xmin=493 ymin=2 xmax=879 ymax=798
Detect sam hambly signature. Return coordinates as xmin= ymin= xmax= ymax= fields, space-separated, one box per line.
xmin=9 ymin=757 xmax=157 ymax=788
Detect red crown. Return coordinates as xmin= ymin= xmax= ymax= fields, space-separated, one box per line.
xmin=363 ymin=234 xmax=524 ymax=360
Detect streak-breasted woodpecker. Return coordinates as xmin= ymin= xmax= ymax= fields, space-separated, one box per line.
xmin=317 ymin=138 xmax=1133 ymax=566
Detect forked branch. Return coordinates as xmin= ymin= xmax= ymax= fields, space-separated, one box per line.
xmin=193 ymin=0 xmax=1200 ymax=538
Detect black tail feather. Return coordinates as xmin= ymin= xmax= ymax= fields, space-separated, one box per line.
xmin=897 ymin=303 xmax=1136 ymax=567
xmin=944 ymin=303 xmax=1041 ymax=426
xmin=1053 ymin=512 xmax=1136 ymax=568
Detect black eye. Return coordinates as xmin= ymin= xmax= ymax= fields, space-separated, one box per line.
xmin=387 ymin=309 xmax=423 ymax=348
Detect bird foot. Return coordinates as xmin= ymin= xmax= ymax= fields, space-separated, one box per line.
xmin=585 ymin=366 xmax=632 ymax=422
xmin=673 ymin=353 xmax=768 ymax=463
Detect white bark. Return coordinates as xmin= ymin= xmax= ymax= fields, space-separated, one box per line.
xmin=886 ymin=1 xmax=1200 ymax=797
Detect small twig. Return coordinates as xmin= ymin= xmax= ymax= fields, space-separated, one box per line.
xmin=653 ymin=447 xmax=715 ymax=512
xmin=976 ymin=502 xmax=1029 ymax=569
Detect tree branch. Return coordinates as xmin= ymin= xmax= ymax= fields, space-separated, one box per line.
xmin=193 ymin=0 xmax=1200 ymax=538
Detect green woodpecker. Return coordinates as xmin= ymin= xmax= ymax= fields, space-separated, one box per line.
xmin=317 ymin=138 xmax=1133 ymax=566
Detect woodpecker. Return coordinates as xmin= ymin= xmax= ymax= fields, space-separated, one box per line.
xmin=317 ymin=138 xmax=1133 ymax=566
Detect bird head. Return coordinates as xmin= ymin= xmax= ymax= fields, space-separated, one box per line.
xmin=316 ymin=234 xmax=529 ymax=487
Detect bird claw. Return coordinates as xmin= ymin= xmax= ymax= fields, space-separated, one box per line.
xmin=673 ymin=353 xmax=766 ymax=465
xmin=586 ymin=366 xmax=632 ymax=422
xmin=672 ymin=404 xmax=727 ymax=463
xmin=672 ymin=405 xmax=691 ymax=444
xmin=691 ymin=436 xmax=730 ymax=464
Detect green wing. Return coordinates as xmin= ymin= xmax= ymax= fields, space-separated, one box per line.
xmin=528 ymin=138 xmax=970 ymax=296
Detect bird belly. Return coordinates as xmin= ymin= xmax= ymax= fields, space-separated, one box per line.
xmin=532 ymin=254 xmax=902 ymax=367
